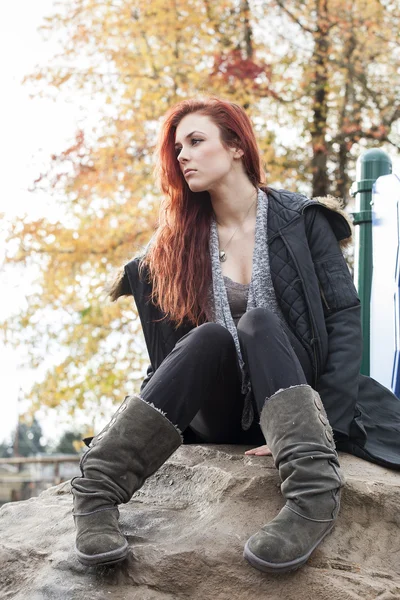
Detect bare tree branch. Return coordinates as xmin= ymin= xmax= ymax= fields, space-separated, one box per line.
xmin=274 ymin=0 xmax=316 ymax=34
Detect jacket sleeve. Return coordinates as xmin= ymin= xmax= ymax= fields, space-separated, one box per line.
xmin=304 ymin=206 xmax=363 ymax=439
xmin=124 ymin=258 xmax=190 ymax=394
xmin=140 ymin=363 xmax=154 ymax=393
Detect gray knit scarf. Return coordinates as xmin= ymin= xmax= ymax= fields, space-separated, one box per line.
xmin=208 ymin=187 xmax=274 ymax=430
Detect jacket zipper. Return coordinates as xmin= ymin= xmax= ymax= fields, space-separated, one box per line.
xmin=319 ymin=283 xmax=330 ymax=312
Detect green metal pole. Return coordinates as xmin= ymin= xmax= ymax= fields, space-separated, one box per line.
xmin=350 ymin=148 xmax=392 ymax=376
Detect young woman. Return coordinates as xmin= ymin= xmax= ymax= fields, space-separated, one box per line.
xmin=71 ymin=96 xmax=400 ymax=573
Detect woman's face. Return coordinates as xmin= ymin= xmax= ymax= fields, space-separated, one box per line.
xmin=174 ymin=113 xmax=242 ymax=193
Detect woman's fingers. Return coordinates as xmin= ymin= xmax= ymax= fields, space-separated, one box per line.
xmin=244 ymin=445 xmax=272 ymax=456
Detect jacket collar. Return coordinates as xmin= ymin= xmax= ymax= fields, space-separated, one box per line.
xmin=264 ymin=186 xmax=352 ymax=248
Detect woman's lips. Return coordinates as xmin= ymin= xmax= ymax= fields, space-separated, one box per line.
xmin=185 ymin=170 xmax=196 ymax=177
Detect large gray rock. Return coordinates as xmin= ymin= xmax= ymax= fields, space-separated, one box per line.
xmin=0 ymin=446 xmax=399 ymax=600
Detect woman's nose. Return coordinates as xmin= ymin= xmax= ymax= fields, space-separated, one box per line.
xmin=177 ymin=147 xmax=189 ymax=162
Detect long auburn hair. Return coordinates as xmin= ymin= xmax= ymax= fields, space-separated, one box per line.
xmin=140 ymin=96 xmax=266 ymax=329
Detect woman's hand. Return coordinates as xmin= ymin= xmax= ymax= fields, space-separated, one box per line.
xmin=244 ymin=445 xmax=272 ymax=456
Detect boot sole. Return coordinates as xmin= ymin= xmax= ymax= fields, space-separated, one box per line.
xmin=243 ymin=523 xmax=334 ymax=574
xmin=76 ymin=540 xmax=129 ymax=567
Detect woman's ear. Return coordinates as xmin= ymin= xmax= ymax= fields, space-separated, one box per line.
xmin=230 ymin=145 xmax=244 ymax=159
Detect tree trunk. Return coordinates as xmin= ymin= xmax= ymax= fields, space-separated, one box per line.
xmin=310 ymin=1 xmax=330 ymax=198
xmin=336 ymin=141 xmax=350 ymax=203
xmin=334 ymin=31 xmax=357 ymax=204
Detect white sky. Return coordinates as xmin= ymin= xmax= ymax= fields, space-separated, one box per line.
xmin=0 ymin=0 xmax=84 ymax=444
xmin=1 ymin=1 xmax=399 ymax=446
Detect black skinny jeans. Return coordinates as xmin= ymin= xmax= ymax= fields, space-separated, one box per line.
xmin=141 ymin=307 xmax=313 ymax=446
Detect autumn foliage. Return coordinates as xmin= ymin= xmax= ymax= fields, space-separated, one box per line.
xmin=1 ymin=0 xmax=400 ymax=422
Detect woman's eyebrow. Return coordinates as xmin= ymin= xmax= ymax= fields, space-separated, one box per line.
xmin=174 ymin=131 xmax=205 ymax=147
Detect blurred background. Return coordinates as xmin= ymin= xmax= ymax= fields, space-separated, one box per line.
xmin=1 ymin=0 xmax=399 ymax=504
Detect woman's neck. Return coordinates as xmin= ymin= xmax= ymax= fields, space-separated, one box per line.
xmin=210 ymin=182 xmax=259 ymax=229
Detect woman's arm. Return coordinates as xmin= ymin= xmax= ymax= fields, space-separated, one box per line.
xmin=304 ymin=206 xmax=363 ymax=439
xmin=140 ymin=363 xmax=154 ymax=393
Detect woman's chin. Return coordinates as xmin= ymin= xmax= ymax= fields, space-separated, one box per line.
xmin=187 ymin=181 xmax=207 ymax=193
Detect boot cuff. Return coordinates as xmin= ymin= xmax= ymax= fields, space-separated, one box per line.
xmin=138 ymin=397 xmax=184 ymax=444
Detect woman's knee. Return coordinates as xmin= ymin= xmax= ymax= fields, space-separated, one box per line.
xmin=177 ymin=322 xmax=235 ymax=355
xmin=237 ymin=307 xmax=281 ymax=336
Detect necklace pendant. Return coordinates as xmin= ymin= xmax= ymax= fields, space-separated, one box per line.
xmin=219 ymin=251 xmax=227 ymax=262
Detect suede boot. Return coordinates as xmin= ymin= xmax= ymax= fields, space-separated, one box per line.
xmin=71 ymin=394 xmax=182 ymax=566
xmin=244 ymin=384 xmax=344 ymax=573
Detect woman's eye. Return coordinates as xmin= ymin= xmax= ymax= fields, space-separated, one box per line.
xmin=175 ymin=139 xmax=202 ymax=157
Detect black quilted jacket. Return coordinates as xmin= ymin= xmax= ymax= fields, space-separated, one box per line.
xmin=120 ymin=187 xmax=400 ymax=469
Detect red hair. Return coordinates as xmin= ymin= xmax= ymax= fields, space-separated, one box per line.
xmin=140 ymin=95 xmax=266 ymax=329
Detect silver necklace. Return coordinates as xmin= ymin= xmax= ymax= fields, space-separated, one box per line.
xmin=217 ymin=192 xmax=257 ymax=262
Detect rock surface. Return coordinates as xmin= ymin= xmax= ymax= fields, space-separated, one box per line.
xmin=0 ymin=445 xmax=399 ymax=600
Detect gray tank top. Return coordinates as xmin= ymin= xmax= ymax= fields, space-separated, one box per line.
xmin=223 ymin=276 xmax=250 ymax=327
